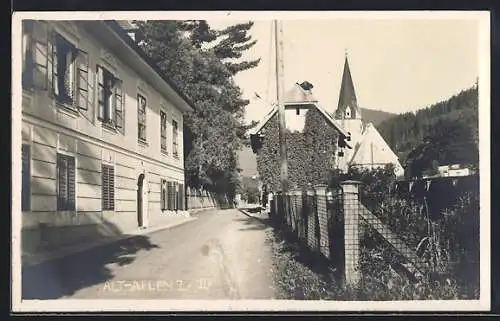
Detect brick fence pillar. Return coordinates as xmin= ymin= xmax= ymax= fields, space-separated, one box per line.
xmin=340 ymin=180 xmax=362 ymax=288
xmin=314 ymin=184 xmax=330 ymax=259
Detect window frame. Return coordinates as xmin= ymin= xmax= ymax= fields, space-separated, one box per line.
xmin=52 ymin=31 xmax=79 ymax=108
xmin=137 ymin=93 xmax=147 ymax=143
xmin=160 ymin=109 xmax=168 ymax=154
xmin=161 ymin=179 xmax=167 ymax=211
xmin=172 ymin=118 xmax=179 ymax=158
xmin=97 ymin=64 xmax=124 ymax=133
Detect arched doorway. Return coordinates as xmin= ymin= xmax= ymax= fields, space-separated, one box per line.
xmin=137 ymin=173 xmax=145 ymax=228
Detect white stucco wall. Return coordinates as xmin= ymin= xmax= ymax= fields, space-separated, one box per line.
xmin=20 ymin=20 xmax=188 ymax=254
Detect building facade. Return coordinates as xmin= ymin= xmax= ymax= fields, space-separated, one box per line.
xmin=20 ymin=20 xmax=194 ymax=254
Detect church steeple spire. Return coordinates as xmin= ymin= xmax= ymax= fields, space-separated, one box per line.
xmin=335 ymin=54 xmax=362 ymax=120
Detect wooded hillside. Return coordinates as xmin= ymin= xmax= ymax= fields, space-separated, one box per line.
xmin=376 ymin=85 xmax=479 ymax=177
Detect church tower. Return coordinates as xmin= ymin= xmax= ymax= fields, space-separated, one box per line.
xmin=334 ymin=53 xmax=364 ymax=171
xmin=335 ymin=53 xmax=364 ymax=138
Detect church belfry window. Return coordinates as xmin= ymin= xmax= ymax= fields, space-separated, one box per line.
xmin=345 ymin=105 xmax=352 ymax=118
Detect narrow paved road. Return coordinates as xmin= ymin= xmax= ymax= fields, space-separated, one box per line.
xmin=22 ymin=209 xmax=277 ymax=300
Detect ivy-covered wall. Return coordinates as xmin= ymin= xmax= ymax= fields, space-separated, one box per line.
xmin=256 ymin=108 xmax=339 ymax=191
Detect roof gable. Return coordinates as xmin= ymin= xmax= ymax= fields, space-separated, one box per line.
xmin=349 ymin=123 xmax=403 ymax=169
xmin=250 ymin=83 xmax=351 ymax=141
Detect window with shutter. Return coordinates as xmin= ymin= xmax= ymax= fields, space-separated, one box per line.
xmin=76 ymin=50 xmax=89 ymax=110
xmin=97 ymin=65 xmax=122 ymax=131
xmin=102 ymin=164 xmax=115 ymax=210
xmin=161 ymin=179 xmax=166 ymax=211
xmin=22 ymin=145 xmax=31 ymax=211
xmin=57 ymin=153 xmax=75 ymax=211
xmin=160 ymin=110 xmax=167 ymax=153
xmin=32 ymin=20 xmax=49 ymax=90
xmin=137 ymin=94 xmax=147 ymax=142
xmin=52 ymin=33 xmax=78 ymax=105
xmin=172 ymin=120 xmax=179 ymax=158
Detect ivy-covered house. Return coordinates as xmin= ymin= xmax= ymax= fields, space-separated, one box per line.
xmin=250 ymin=82 xmax=351 ymax=190
xmin=250 ymin=55 xmax=404 ymax=190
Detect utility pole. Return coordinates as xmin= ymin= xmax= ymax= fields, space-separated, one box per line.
xmin=274 ymin=20 xmax=289 ymax=193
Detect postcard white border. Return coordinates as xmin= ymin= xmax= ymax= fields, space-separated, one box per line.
xmin=11 ymin=10 xmax=491 ymax=312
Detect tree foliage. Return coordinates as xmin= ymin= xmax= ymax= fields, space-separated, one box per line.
xmin=376 ymin=86 xmax=479 ymax=177
xmin=176 ymin=20 xmax=261 ymax=75
xmin=405 ymin=118 xmax=479 ymax=178
xmin=134 ymin=20 xmax=260 ymax=196
xmin=256 ymin=108 xmax=338 ymax=191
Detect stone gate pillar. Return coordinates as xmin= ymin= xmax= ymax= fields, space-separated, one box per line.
xmin=340 ymin=180 xmax=362 ymax=288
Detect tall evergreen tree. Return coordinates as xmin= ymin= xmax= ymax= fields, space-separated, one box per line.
xmin=134 ymin=20 xmax=260 ymax=197
xmin=212 ymin=21 xmax=261 ymax=75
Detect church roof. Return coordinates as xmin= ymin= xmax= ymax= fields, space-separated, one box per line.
xmin=349 ymin=123 xmax=404 ymax=176
xmin=336 ymin=55 xmax=363 ymax=119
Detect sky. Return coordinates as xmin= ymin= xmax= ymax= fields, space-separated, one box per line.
xmin=207 ymin=17 xmax=480 ymax=126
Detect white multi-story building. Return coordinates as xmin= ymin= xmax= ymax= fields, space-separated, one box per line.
xmin=20 ymin=20 xmax=195 ymax=254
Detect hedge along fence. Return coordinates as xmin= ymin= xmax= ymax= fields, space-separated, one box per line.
xmin=345 ymin=166 xmax=480 ymax=298
xmin=270 ymin=176 xmax=480 ymax=298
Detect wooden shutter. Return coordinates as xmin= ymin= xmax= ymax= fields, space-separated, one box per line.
xmin=167 ymin=182 xmax=174 ymax=211
xmin=57 ymin=154 xmax=68 ymax=210
xmin=178 ymin=183 xmax=185 ymax=211
xmin=76 ymin=50 xmax=89 ymax=110
xmin=32 ymin=20 xmax=49 ymax=90
xmin=102 ymin=165 xmax=109 ymax=210
xmin=47 ymin=30 xmax=55 ymax=96
xmin=22 ymin=21 xmax=35 ymax=89
xmin=67 ymin=156 xmax=76 ymax=210
xmin=108 ymin=166 xmax=115 ymax=210
xmin=97 ymin=65 xmax=105 ymax=120
xmin=21 ymin=145 xmax=31 ymax=211
xmin=102 ymin=164 xmax=115 ymax=210
xmin=114 ymin=79 xmax=124 ymax=133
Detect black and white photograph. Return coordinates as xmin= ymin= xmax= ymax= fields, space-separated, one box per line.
xmin=11 ymin=11 xmax=490 ymax=312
